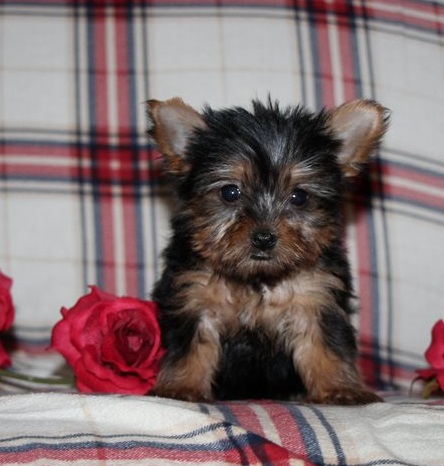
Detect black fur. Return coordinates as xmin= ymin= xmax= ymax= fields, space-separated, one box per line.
xmin=150 ymin=99 xmax=384 ymax=403
xmin=214 ymin=329 xmax=306 ymax=400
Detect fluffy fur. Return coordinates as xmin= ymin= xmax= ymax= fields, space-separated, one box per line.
xmin=147 ymin=97 xmax=389 ymax=404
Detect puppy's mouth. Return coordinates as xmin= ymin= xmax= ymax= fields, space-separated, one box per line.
xmin=250 ymin=252 xmax=273 ymax=261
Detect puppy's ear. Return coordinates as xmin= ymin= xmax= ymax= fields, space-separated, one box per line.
xmin=328 ymin=99 xmax=389 ymax=177
xmin=146 ymin=98 xmax=206 ymax=176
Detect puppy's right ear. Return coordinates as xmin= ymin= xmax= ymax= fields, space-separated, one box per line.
xmin=146 ymin=98 xmax=206 ymax=176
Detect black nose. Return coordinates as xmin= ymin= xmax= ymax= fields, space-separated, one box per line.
xmin=251 ymin=230 xmax=277 ymax=251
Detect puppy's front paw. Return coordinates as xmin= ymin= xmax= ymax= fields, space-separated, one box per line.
xmin=308 ymin=388 xmax=383 ymax=405
xmin=154 ymin=378 xmax=214 ymax=402
xmin=154 ymin=387 xmax=213 ymax=402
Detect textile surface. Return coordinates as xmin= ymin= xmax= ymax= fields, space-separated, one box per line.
xmin=0 ymin=393 xmax=443 ymax=465
xmin=1 ymin=1 xmax=444 ymax=464
xmin=2 ymin=0 xmax=444 ymax=389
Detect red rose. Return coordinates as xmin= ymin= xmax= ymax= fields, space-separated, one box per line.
xmin=0 ymin=271 xmax=14 ymax=368
xmin=0 ymin=271 xmax=14 ymax=331
xmin=416 ymin=319 xmax=444 ymax=391
xmin=51 ymin=287 xmax=165 ymax=394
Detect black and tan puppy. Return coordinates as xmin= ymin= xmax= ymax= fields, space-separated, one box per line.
xmin=147 ymin=97 xmax=388 ymax=404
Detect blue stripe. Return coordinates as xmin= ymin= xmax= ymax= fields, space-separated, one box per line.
xmin=214 ymin=404 xmax=279 ymax=465
xmin=0 ymin=434 xmax=258 ymax=455
xmin=310 ymin=406 xmax=346 ymax=465
xmin=285 ymin=403 xmax=324 ymax=465
xmin=0 ymin=422 xmax=238 ymax=445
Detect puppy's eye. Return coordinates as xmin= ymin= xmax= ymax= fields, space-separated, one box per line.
xmin=221 ymin=184 xmax=241 ymax=203
xmin=291 ymin=188 xmax=308 ymax=207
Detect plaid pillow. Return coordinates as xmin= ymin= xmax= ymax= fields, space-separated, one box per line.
xmin=1 ymin=0 xmax=443 ymax=390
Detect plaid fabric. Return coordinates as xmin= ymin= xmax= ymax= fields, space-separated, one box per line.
xmin=0 ymin=393 xmax=442 ymax=465
xmin=1 ymin=1 xmax=444 ymax=391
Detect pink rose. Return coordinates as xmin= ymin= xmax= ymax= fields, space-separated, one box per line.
xmin=0 ymin=271 xmax=14 ymax=367
xmin=51 ymin=287 xmax=165 ymax=394
xmin=416 ymin=320 xmax=444 ymax=392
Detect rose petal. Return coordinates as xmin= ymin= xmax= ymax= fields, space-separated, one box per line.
xmin=100 ymin=309 xmax=164 ymax=376
xmin=50 ymin=317 xmax=81 ymax=366
xmin=425 ymin=320 xmax=444 ymax=370
xmin=0 ymin=271 xmax=14 ymax=331
xmin=75 ymin=346 xmax=155 ymax=394
xmin=416 ymin=368 xmax=438 ymax=380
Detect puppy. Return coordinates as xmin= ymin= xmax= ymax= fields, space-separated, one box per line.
xmin=147 ymin=97 xmax=388 ymax=404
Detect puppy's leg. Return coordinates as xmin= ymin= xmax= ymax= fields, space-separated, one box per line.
xmin=154 ymin=316 xmax=221 ymax=402
xmin=291 ymin=308 xmax=381 ymax=405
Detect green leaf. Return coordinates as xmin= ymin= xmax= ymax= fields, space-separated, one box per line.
xmin=421 ymin=378 xmax=440 ymax=399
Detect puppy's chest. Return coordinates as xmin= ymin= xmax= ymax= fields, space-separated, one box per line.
xmin=180 ymin=269 xmax=343 ymax=334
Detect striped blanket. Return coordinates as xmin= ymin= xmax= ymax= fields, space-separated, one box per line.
xmin=1 ymin=1 xmax=444 ymax=464
xmin=1 ymin=393 xmax=443 ymax=465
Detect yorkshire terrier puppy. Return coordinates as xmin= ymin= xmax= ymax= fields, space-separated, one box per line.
xmin=147 ymin=97 xmax=388 ymax=405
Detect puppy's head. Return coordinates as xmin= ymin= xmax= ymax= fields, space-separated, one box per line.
xmin=147 ymin=98 xmax=388 ymax=283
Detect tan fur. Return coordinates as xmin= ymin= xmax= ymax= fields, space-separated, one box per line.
xmin=154 ymin=311 xmax=221 ymax=401
xmin=147 ymin=98 xmax=206 ymax=176
xmin=155 ymin=268 xmax=364 ymax=402
xmin=329 ymin=99 xmax=389 ymax=177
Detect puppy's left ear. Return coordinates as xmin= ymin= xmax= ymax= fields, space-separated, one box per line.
xmin=146 ymin=98 xmax=206 ymax=176
xmin=328 ymin=99 xmax=389 ymax=177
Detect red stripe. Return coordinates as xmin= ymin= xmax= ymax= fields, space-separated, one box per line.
xmin=259 ymin=402 xmax=314 ymax=463
xmin=1 ymin=164 xmax=78 ymax=179
xmin=380 ymin=163 xmax=444 ymax=191
xmin=373 ymin=161 xmax=444 ymax=211
xmin=223 ymin=404 xmax=267 ymax=438
xmin=93 ymin=14 xmax=110 ymax=146
xmin=2 ymin=144 xmax=160 ymax=183
xmin=400 ymin=0 xmax=444 ymax=16
xmin=115 ymin=11 xmax=140 ymax=297
xmin=148 ymin=0 xmax=444 ymax=33
xmin=375 ymin=182 xmax=444 ymax=211
xmin=314 ymin=10 xmax=335 ymax=108
xmin=221 ymin=401 xmax=315 ymax=465
xmin=91 ymin=8 xmax=117 ymax=293
xmin=359 ymin=351 xmax=417 ymax=385
xmin=354 ymin=207 xmax=376 ymax=386
xmin=116 ymin=14 xmax=132 ymax=146
xmin=356 ymin=3 xmax=444 ymax=34
xmin=324 ymin=0 xmax=378 ymax=385
xmin=1 ymin=162 xmax=159 ymax=183
xmin=337 ymin=11 xmax=356 ymax=102
xmin=2 ymin=145 xmax=74 ymax=158
xmin=122 ymin=187 xmax=140 ymax=296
